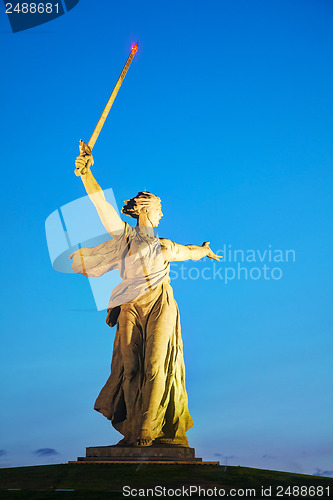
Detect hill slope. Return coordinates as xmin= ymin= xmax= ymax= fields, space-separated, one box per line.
xmin=0 ymin=463 xmax=332 ymax=499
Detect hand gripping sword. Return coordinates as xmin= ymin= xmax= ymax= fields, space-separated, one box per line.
xmin=75 ymin=43 xmax=138 ymax=176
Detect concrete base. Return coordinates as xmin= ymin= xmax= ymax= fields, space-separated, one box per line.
xmin=69 ymin=445 xmax=219 ymax=465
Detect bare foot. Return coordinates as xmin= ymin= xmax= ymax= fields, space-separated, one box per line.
xmin=136 ymin=433 xmax=153 ymax=447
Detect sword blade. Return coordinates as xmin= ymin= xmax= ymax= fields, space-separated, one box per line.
xmin=88 ymin=42 xmax=138 ymax=150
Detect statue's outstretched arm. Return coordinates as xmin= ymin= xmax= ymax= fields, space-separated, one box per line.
xmin=75 ymin=146 xmax=125 ymax=237
xmin=161 ymin=239 xmax=222 ymax=262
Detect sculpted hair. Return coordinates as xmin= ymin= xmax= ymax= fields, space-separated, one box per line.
xmin=121 ymin=191 xmax=162 ymax=219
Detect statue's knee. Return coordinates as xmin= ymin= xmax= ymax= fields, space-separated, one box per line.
xmin=123 ymin=368 xmax=137 ymax=380
xmin=145 ymin=360 xmax=162 ymax=381
xmin=123 ymin=361 xmax=139 ymax=380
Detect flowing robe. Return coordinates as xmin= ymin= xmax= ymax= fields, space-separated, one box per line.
xmin=70 ymin=223 xmax=193 ymax=445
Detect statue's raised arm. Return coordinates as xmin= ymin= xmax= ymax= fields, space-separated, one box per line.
xmin=75 ymin=140 xmax=125 ymax=237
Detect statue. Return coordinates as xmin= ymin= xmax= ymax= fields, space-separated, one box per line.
xmin=70 ymin=145 xmax=222 ymax=448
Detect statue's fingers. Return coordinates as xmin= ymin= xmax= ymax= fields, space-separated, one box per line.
xmin=209 ymin=253 xmax=221 ymax=261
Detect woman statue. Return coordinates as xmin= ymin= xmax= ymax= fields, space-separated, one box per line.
xmin=70 ymin=142 xmax=222 ymax=447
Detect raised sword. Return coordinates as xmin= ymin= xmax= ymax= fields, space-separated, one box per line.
xmin=75 ymin=42 xmax=138 ymax=175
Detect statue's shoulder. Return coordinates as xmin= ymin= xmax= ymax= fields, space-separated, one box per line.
xmin=159 ymin=237 xmax=173 ymax=250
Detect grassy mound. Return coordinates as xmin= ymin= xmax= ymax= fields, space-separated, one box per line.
xmin=0 ymin=463 xmax=332 ymax=499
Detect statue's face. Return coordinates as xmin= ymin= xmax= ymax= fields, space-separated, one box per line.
xmin=147 ymin=206 xmax=163 ymax=227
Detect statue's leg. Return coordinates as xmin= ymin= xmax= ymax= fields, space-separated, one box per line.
xmin=118 ymin=307 xmax=142 ymax=444
xmin=137 ymin=298 xmax=178 ymax=446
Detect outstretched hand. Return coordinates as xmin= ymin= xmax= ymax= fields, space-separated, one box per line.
xmin=74 ymin=140 xmax=94 ymax=176
xmin=202 ymin=241 xmax=223 ymax=261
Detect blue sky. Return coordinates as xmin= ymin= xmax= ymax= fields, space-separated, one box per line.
xmin=1 ymin=0 xmax=332 ymax=475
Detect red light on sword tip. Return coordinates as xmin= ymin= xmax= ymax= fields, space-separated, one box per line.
xmin=131 ymin=42 xmax=139 ymax=53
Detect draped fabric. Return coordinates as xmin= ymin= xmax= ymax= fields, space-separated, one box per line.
xmin=70 ymin=223 xmax=193 ymax=445
xmin=70 ymin=224 xmax=170 ymax=307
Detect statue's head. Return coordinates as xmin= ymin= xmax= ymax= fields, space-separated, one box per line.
xmin=121 ymin=191 xmax=163 ymax=227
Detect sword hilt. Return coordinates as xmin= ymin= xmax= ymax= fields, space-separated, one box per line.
xmin=74 ymin=140 xmax=93 ymax=176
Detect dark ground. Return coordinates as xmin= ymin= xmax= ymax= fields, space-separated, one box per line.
xmin=0 ymin=463 xmax=332 ymax=499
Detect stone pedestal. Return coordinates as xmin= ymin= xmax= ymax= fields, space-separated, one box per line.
xmin=69 ymin=444 xmax=219 ymax=465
